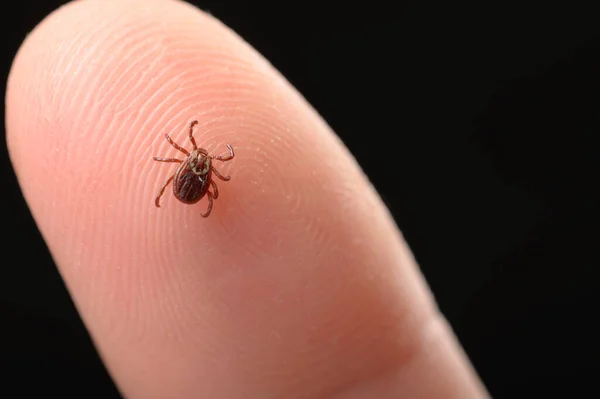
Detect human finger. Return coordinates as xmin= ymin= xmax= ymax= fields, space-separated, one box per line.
xmin=6 ymin=0 xmax=488 ymax=398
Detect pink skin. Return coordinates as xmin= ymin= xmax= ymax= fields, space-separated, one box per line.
xmin=5 ymin=1 xmax=488 ymax=398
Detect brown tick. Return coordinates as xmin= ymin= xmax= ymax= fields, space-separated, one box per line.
xmin=153 ymin=120 xmax=234 ymax=217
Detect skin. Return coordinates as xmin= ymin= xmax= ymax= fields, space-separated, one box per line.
xmin=5 ymin=0 xmax=490 ymax=398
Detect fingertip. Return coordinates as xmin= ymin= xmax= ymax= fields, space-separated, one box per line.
xmin=6 ymin=1 xmax=487 ymax=398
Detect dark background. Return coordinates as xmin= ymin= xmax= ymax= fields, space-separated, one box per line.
xmin=1 ymin=1 xmax=598 ymax=398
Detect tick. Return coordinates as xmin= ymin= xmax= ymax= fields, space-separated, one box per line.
xmin=153 ymin=120 xmax=235 ymax=217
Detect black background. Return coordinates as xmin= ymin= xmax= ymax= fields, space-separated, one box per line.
xmin=1 ymin=1 xmax=598 ymax=398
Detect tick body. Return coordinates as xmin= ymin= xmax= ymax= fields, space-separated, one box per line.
xmin=153 ymin=120 xmax=234 ymax=217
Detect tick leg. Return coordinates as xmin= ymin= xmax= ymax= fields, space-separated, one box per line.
xmin=165 ymin=133 xmax=190 ymax=156
xmin=211 ymin=180 xmax=219 ymax=199
xmin=188 ymin=120 xmax=198 ymax=150
xmin=212 ymin=144 xmax=235 ymax=162
xmin=201 ymin=191 xmax=213 ymax=217
xmin=155 ymin=175 xmax=175 ymax=208
xmin=211 ymin=166 xmax=230 ymax=181
xmin=153 ymin=157 xmax=183 ymax=163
